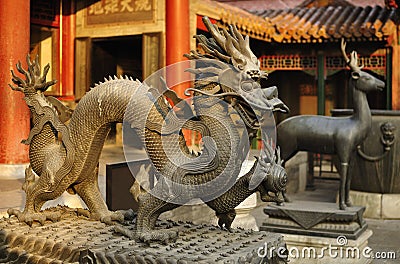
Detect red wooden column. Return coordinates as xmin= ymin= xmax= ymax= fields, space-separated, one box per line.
xmin=166 ymin=0 xmax=192 ymax=144
xmin=0 ymin=0 xmax=30 ymax=164
xmin=166 ymin=0 xmax=190 ymax=97
xmin=61 ymin=0 xmax=76 ymax=100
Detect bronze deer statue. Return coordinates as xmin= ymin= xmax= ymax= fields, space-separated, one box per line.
xmin=277 ymin=39 xmax=384 ymax=210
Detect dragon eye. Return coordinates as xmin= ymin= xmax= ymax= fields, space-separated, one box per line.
xmin=237 ymin=64 xmax=244 ymax=70
xmin=241 ymin=82 xmax=253 ymax=92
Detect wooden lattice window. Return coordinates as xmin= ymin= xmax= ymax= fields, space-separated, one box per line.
xmin=259 ymin=55 xmax=317 ymax=71
xmin=325 ymin=55 xmax=385 ymax=70
xmin=260 ymin=53 xmax=386 ymax=76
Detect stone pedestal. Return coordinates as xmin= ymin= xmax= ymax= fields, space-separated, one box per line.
xmin=284 ymin=152 xmax=308 ymax=194
xmin=230 ymin=159 xmax=259 ymax=231
xmin=231 ymin=193 xmax=259 ymax=231
xmin=282 ymin=230 xmax=372 ymax=264
xmin=261 ymin=201 xmax=367 ymax=239
xmin=261 ymin=201 xmax=372 ymax=264
xmin=0 ymin=164 xmax=28 ymax=180
xmin=349 ymin=190 xmax=400 ymax=219
xmin=0 ymin=207 xmax=287 ymax=263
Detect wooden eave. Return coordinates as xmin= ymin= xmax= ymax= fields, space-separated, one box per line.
xmin=195 ymin=0 xmax=399 ymax=44
xmin=193 ymin=0 xmax=273 ymax=41
xmin=253 ymin=5 xmax=399 ymax=43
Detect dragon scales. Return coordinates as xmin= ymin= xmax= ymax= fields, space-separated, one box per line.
xmin=8 ymin=17 xmax=288 ymax=243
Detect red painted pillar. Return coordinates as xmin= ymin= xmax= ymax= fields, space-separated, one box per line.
xmin=166 ymin=0 xmax=192 ymax=144
xmin=166 ymin=0 xmax=190 ymax=97
xmin=61 ymin=0 xmax=75 ymax=100
xmin=0 ymin=0 xmax=30 ymax=164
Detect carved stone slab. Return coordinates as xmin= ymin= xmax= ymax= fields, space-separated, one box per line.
xmin=261 ymin=201 xmax=367 ymax=239
xmin=0 ymin=207 xmax=287 ymax=263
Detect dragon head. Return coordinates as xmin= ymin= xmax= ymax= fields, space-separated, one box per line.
xmin=185 ymin=16 xmax=289 ymax=130
xmin=9 ymin=55 xmax=72 ymax=123
xmin=9 ymin=55 xmax=57 ymax=98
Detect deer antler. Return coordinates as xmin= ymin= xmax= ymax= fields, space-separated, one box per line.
xmin=9 ymin=55 xmax=57 ymax=94
xmin=341 ymin=39 xmax=363 ymax=72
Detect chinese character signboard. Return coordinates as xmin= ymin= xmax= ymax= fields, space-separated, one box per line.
xmin=86 ymin=0 xmax=154 ymax=25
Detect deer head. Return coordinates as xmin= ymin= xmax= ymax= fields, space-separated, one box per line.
xmin=341 ymin=39 xmax=384 ymax=93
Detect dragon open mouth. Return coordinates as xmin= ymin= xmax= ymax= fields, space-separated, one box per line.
xmin=228 ymin=86 xmax=289 ymax=130
xmin=241 ymin=85 xmax=289 ymax=113
xmin=232 ymin=99 xmax=259 ymax=129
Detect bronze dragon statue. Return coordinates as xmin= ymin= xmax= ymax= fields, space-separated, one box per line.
xmin=8 ymin=17 xmax=288 ymax=244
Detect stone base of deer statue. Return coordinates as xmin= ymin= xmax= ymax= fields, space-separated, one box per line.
xmin=261 ymin=201 xmax=368 ymax=239
xmin=261 ymin=201 xmax=373 ymax=264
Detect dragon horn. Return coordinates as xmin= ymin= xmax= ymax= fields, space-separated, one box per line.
xmin=230 ymin=24 xmax=253 ymax=59
xmin=202 ymin=17 xmax=226 ymax=52
xmin=261 ymin=137 xmax=275 ymax=164
xmin=276 ymin=147 xmax=282 ymax=165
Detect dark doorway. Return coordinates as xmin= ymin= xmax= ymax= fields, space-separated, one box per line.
xmin=91 ymin=35 xmax=143 ymax=143
xmin=91 ymin=35 xmax=142 ymax=85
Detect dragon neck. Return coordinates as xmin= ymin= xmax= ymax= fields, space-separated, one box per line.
xmin=207 ymin=163 xmax=256 ymax=214
xmin=224 ymin=173 xmax=255 ymax=210
xmin=185 ymin=85 xmax=243 ymax=189
xmin=25 ymin=94 xmax=63 ymax=175
xmin=193 ymin=82 xmax=242 ymax=164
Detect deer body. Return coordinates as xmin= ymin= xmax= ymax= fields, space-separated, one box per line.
xmin=279 ymin=88 xmax=371 ymax=159
xmin=277 ymin=40 xmax=384 ymax=210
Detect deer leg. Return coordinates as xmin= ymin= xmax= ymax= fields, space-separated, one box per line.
xmin=345 ymin=164 xmax=353 ymax=207
xmin=339 ymin=162 xmax=349 ymax=210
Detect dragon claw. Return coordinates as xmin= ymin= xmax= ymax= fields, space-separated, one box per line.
xmin=114 ymin=226 xmax=178 ymax=244
xmin=137 ymin=230 xmax=178 ymax=244
xmin=7 ymin=208 xmax=55 ymax=226
xmin=100 ymin=211 xmax=124 ymax=225
xmin=77 ymin=209 xmax=131 ymax=224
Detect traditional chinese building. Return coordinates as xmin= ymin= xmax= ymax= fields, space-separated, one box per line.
xmin=0 ymin=0 xmax=399 ymax=173
xmin=213 ymin=0 xmax=399 ymax=121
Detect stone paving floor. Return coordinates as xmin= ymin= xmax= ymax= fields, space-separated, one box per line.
xmin=0 ymin=145 xmax=399 ymax=263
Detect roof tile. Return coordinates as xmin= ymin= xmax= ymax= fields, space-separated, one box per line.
xmin=204 ymin=0 xmax=398 ymax=43
xmin=251 ymin=5 xmax=398 ymax=42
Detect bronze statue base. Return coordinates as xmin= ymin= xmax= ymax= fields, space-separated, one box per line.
xmin=261 ymin=201 xmax=367 ymax=239
xmin=0 ymin=207 xmax=287 ymax=263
